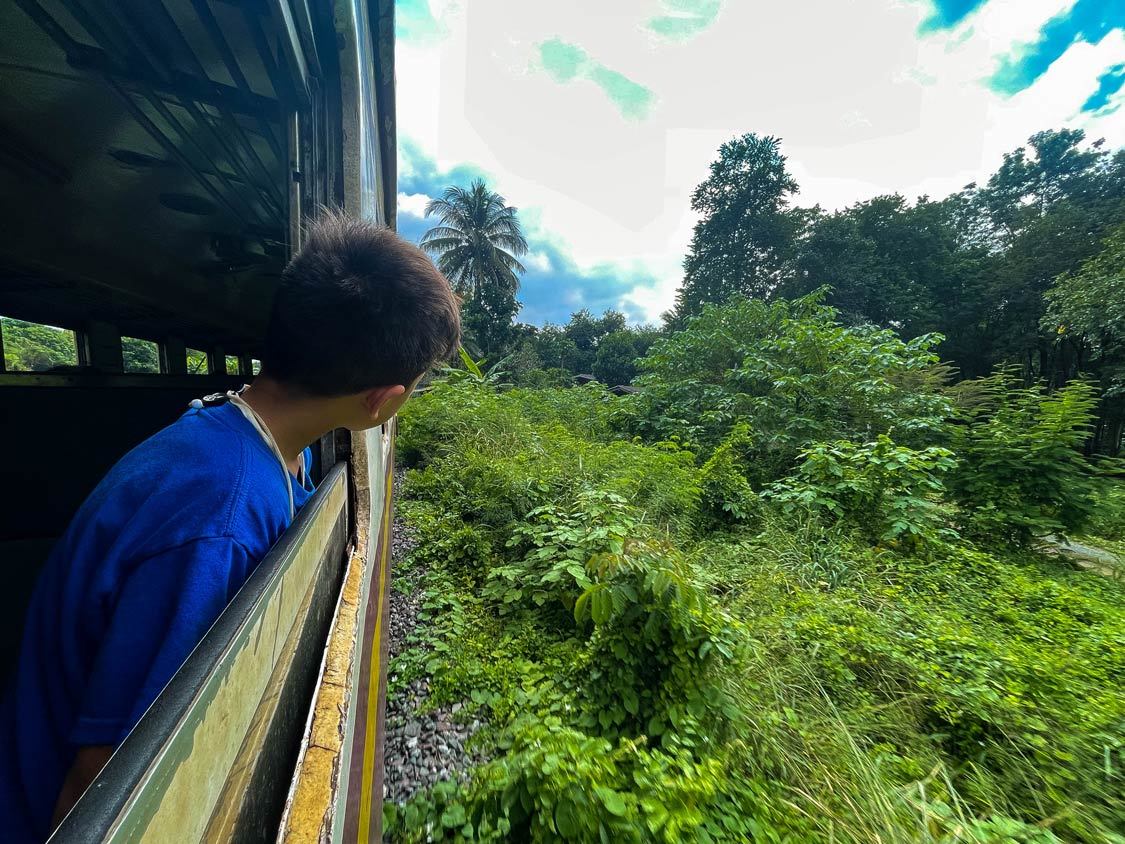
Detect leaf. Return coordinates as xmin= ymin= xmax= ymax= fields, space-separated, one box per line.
xmin=596 ymin=787 xmax=627 ymax=817
xmin=623 ymin=688 xmax=640 ymax=715
xmin=457 ymin=345 xmax=484 ymax=378
xmin=441 ymin=803 xmax=467 ymax=828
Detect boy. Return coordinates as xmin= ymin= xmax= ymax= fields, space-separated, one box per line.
xmin=0 ymin=212 xmax=461 ymax=842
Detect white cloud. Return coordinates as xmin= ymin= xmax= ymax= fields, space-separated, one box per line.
xmin=525 ymin=251 xmax=553 ymax=271
xmin=396 ymin=192 xmax=433 ymax=218
xmin=397 ymin=0 xmax=1125 ymax=319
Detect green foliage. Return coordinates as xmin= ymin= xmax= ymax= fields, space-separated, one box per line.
xmin=1044 ymin=223 xmax=1125 ymax=364
xmin=431 ymin=347 xmax=514 ymax=390
xmin=766 ymin=435 xmax=957 ymax=546
xmin=517 ymin=367 xmax=574 ymax=389
xmin=388 ymin=720 xmax=767 ymax=844
xmin=2 ymin=317 xmax=77 ymax=371
xmin=486 ymin=489 xmax=635 ymax=616
xmin=672 ymin=133 xmax=801 ymax=320
xmin=575 ymin=537 xmax=735 ymax=745
xmin=592 ymin=329 xmax=657 ymax=386
xmin=697 ymin=423 xmax=759 ymax=527
xmin=186 ymin=348 xmax=208 ymax=374
xmin=399 ymin=382 xmax=701 ymax=536
xmin=1087 ymin=480 xmax=1125 ymax=541
xmin=947 ymin=374 xmax=1100 ymax=544
xmin=122 ymin=337 xmax=160 ymax=373
xmin=391 ymin=365 xmax=1124 ymax=843
xmin=630 ymin=292 xmax=951 ymax=467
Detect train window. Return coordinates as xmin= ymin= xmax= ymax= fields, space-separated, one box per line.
xmin=186 ymin=348 xmax=209 ymax=374
xmin=252 ymin=359 xmax=262 ymax=375
xmin=122 ymin=338 xmax=161 ymax=374
xmin=225 ymin=355 xmax=241 ymax=376
xmin=1 ymin=316 xmax=79 ymax=372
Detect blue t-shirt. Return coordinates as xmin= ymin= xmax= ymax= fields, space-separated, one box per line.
xmin=0 ymin=402 xmax=315 ymax=842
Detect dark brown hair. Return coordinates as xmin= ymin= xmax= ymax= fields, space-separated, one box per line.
xmin=262 ymin=211 xmax=460 ymax=395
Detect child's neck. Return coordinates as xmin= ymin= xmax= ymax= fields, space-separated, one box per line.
xmin=238 ymin=377 xmax=328 ymax=474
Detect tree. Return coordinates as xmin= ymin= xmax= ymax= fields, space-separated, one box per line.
xmin=671 ymin=134 xmax=801 ymax=322
xmin=1043 ymin=223 xmax=1125 ymax=453
xmin=631 ymin=293 xmax=951 ymax=474
xmin=592 ymin=331 xmax=642 ymax=386
xmin=788 ymin=193 xmax=995 ymax=378
xmin=122 ymin=337 xmax=160 ymax=373
xmin=1 ymin=318 xmax=77 ymax=371
xmin=421 ymin=180 xmax=528 ymax=357
xmin=963 ymin=130 xmax=1125 ymax=379
xmin=530 ymin=324 xmax=582 ymax=372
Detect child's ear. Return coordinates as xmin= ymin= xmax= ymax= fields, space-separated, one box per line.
xmin=363 ymin=384 xmax=406 ymax=421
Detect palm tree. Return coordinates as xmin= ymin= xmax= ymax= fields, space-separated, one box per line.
xmin=420 ymin=180 xmax=529 ymax=309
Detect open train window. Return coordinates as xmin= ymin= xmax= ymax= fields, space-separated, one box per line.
xmin=225 ymin=354 xmax=241 ymax=376
xmin=187 ymin=348 xmax=209 ymax=374
xmin=1 ymin=316 xmax=79 ymax=372
xmin=122 ymin=337 xmax=161 ymax=373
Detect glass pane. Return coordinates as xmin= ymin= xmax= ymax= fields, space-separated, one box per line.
xmin=122 ymin=337 xmax=160 ymax=373
xmin=251 ymin=359 xmax=262 ymax=375
xmin=186 ymin=348 xmax=209 ymax=374
xmin=225 ymin=355 xmax=240 ymax=375
xmin=1 ymin=316 xmax=78 ymax=372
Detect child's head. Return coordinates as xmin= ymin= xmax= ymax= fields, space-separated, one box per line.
xmin=261 ymin=210 xmax=460 ymax=428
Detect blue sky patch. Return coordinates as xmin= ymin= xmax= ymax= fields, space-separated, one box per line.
xmin=396 ymin=138 xmax=657 ymax=325
xmin=1082 ymin=62 xmax=1125 ymax=114
xmin=990 ymin=0 xmax=1124 ymax=96
xmin=918 ymin=0 xmax=988 ymax=33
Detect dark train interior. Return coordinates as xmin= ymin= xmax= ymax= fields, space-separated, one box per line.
xmin=0 ymin=0 xmax=334 ymax=680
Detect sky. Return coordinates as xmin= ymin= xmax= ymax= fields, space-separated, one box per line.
xmin=393 ymin=0 xmax=1125 ymax=326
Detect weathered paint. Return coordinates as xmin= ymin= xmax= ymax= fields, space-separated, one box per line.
xmin=279 ymin=423 xmax=395 ymax=844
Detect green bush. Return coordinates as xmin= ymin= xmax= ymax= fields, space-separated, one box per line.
xmin=485 ymin=489 xmax=636 ymax=617
xmin=575 ymin=537 xmax=736 ymax=745
xmin=390 ymin=373 xmax=1125 ymax=843
xmin=766 ymin=435 xmax=957 ymax=546
xmin=946 ymin=375 xmax=1100 ymax=545
xmin=1087 ymin=480 xmax=1125 ymax=541
xmin=627 ymin=292 xmax=951 ymax=471
xmin=386 ymin=719 xmax=771 ymax=843
xmin=697 ymin=423 xmax=761 ymax=528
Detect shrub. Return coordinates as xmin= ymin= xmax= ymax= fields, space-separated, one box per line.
xmin=946 ymin=375 xmax=1100 ymax=545
xmin=485 ymin=489 xmax=637 ymax=617
xmin=574 ymin=538 xmax=736 ymax=746
xmin=766 ymin=435 xmax=957 ymax=547
xmin=697 ymin=423 xmax=761 ymax=528
xmin=1087 ymin=479 xmax=1125 ymax=541
xmin=387 ymin=718 xmax=774 ymax=844
xmin=628 ymin=292 xmax=951 ymax=471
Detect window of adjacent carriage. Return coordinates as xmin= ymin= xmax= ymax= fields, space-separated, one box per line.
xmin=186 ymin=348 xmax=209 ymax=374
xmin=122 ymin=337 xmax=160 ymax=373
xmin=251 ymin=359 xmax=262 ymax=375
xmin=1 ymin=316 xmax=79 ymax=372
xmin=225 ymin=355 xmax=240 ymax=375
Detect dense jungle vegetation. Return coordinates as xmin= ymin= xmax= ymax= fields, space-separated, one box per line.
xmin=431 ymin=129 xmax=1125 ymax=456
xmin=386 ymin=127 xmax=1125 ymax=843
xmin=386 ymin=295 xmax=1124 ymax=842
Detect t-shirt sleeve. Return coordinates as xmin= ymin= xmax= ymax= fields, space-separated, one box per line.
xmin=70 ymin=536 xmax=252 ymax=746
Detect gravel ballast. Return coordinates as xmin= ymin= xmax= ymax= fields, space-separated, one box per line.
xmin=382 ymin=471 xmax=486 ymax=805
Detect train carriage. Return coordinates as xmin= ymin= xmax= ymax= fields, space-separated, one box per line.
xmin=0 ymin=0 xmax=399 ymax=840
